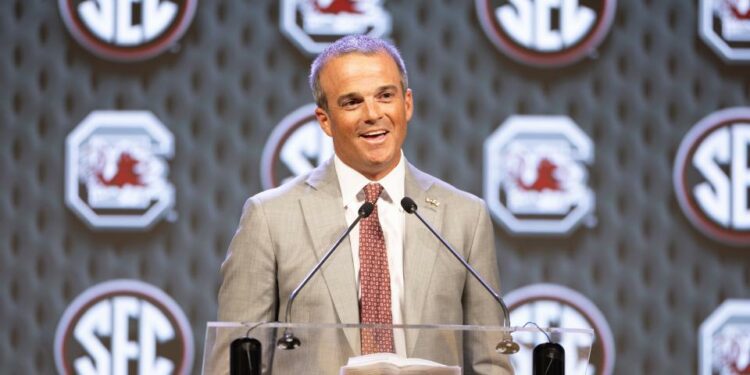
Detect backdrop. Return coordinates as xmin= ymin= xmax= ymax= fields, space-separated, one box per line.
xmin=1 ymin=0 xmax=749 ymax=374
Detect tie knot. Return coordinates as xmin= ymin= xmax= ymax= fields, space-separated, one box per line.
xmin=363 ymin=183 xmax=384 ymax=203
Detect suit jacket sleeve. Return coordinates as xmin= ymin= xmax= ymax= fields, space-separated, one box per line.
xmin=218 ymin=196 xmax=279 ymax=322
xmin=463 ymin=200 xmax=515 ymax=375
xmin=208 ymin=197 xmax=279 ymax=375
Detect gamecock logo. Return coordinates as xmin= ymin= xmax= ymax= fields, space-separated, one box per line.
xmin=700 ymin=300 xmax=750 ymax=374
xmin=701 ymin=0 xmax=750 ymax=62
xmin=65 ymin=110 xmax=175 ymax=230
xmin=280 ymin=0 xmax=392 ymax=54
xmin=484 ymin=115 xmax=595 ymax=235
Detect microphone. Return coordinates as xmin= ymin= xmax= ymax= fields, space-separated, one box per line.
xmin=230 ymin=322 xmax=267 ymax=375
xmin=230 ymin=337 xmax=261 ymax=375
xmin=533 ymin=342 xmax=564 ymax=375
xmin=276 ymin=201 xmax=375 ymax=350
xmin=400 ymin=197 xmax=520 ymax=355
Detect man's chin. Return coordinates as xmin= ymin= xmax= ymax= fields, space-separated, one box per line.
xmin=362 ymin=158 xmax=399 ymax=179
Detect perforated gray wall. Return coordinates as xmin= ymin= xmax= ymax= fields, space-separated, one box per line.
xmin=1 ymin=0 xmax=749 ymax=374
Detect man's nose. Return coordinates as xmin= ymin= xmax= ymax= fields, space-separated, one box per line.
xmin=363 ymin=99 xmax=383 ymax=123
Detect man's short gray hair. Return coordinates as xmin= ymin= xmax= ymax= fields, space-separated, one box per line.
xmin=309 ymin=35 xmax=409 ymax=111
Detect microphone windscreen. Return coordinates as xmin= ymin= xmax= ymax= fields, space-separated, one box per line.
xmin=358 ymin=201 xmax=375 ymax=218
xmin=400 ymin=197 xmax=418 ymax=213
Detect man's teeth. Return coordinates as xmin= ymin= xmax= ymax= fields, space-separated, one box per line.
xmin=362 ymin=131 xmax=387 ymax=137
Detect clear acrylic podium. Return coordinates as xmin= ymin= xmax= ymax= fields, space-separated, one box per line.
xmin=202 ymin=322 xmax=595 ymax=374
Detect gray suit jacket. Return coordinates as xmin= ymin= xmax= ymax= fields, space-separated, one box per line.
xmin=213 ymin=159 xmax=513 ymax=374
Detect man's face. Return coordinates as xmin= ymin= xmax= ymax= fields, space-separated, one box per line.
xmin=315 ymin=52 xmax=413 ymax=181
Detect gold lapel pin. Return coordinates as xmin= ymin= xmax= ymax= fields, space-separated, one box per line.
xmin=425 ymin=197 xmax=440 ymax=207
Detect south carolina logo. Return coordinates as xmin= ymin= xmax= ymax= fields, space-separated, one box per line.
xmin=54 ymin=280 xmax=194 ymax=375
xmin=65 ymin=110 xmax=175 ymax=230
xmin=280 ymin=0 xmax=392 ymax=54
xmin=701 ymin=0 xmax=750 ymax=62
xmin=475 ymin=0 xmax=617 ymax=67
xmin=505 ymin=284 xmax=615 ymax=375
xmin=673 ymin=107 xmax=750 ymax=246
xmin=261 ymin=103 xmax=333 ymax=190
xmin=700 ymin=300 xmax=750 ymax=374
xmin=484 ymin=115 xmax=595 ymax=235
xmin=58 ymin=0 xmax=197 ymax=61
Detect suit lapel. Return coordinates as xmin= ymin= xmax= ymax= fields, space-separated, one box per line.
xmin=299 ymin=160 xmax=360 ymax=355
xmin=403 ymin=164 xmax=442 ymax=356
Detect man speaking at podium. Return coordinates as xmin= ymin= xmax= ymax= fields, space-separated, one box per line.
xmin=217 ymin=35 xmax=513 ymax=374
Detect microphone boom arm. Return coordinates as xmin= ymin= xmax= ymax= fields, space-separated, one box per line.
xmin=401 ymin=197 xmax=518 ymax=354
xmin=277 ymin=201 xmax=373 ymax=350
xmin=409 ymin=209 xmax=511 ymax=328
xmin=283 ymin=214 xmax=365 ymax=325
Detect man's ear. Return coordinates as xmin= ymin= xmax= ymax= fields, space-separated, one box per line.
xmin=315 ymin=106 xmax=333 ymax=137
xmin=404 ymin=88 xmax=414 ymax=122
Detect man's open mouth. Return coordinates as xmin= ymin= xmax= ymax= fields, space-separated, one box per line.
xmin=360 ymin=130 xmax=388 ymax=139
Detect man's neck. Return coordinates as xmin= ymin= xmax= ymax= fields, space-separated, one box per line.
xmin=333 ymin=152 xmax=406 ymax=207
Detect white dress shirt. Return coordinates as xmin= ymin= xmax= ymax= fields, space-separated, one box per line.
xmin=333 ymin=153 xmax=407 ymax=357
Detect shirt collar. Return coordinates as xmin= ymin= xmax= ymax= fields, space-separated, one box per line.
xmin=333 ymin=151 xmax=406 ymax=209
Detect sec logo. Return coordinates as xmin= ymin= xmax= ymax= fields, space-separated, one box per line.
xmin=260 ymin=103 xmax=333 ymax=190
xmin=58 ymin=0 xmax=197 ymax=61
xmin=475 ymin=0 xmax=617 ymax=67
xmin=54 ymin=280 xmax=194 ymax=375
xmin=673 ymin=107 xmax=750 ymax=246
xmin=505 ymin=284 xmax=615 ymax=375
